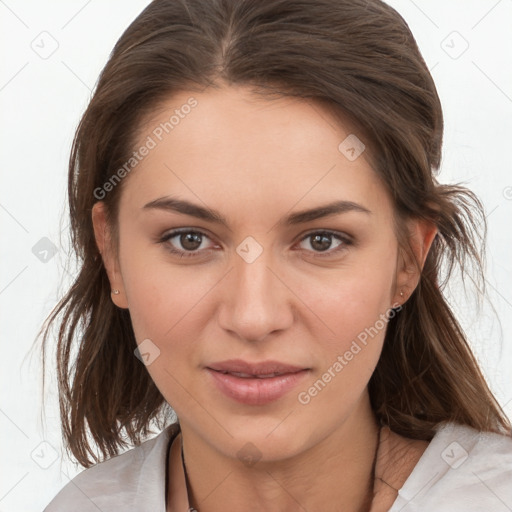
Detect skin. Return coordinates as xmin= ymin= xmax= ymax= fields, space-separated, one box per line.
xmin=92 ymin=85 xmax=436 ymax=512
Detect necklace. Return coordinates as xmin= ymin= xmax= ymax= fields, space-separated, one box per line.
xmin=180 ymin=425 xmax=386 ymax=512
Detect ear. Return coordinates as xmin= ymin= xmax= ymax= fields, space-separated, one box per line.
xmin=91 ymin=202 xmax=129 ymax=309
xmin=394 ymin=218 xmax=437 ymax=306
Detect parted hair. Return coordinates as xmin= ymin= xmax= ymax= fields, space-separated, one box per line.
xmin=40 ymin=0 xmax=511 ymax=467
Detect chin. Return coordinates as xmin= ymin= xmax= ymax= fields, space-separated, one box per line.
xmin=212 ymin=414 xmax=318 ymax=464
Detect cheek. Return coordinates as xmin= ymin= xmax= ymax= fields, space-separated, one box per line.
xmin=293 ymin=255 xmax=397 ymax=408
xmin=294 ymin=269 xmax=395 ymax=416
xmin=118 ymin=237 xmax=224 ymax=367
xmin=119 ymin=250 xmax=214 ymax=402
xmin=297 ymin=255 xmax=396 ymax=347
xmin=123 ymin=260 xmax=207 ymax=342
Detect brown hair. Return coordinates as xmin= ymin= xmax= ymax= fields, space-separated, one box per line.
xmin=39 ymin=0 xmax=511 ymax=468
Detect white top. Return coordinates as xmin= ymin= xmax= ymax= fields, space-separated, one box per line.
xmin=44 ymin=422 xmax=512 ymax=511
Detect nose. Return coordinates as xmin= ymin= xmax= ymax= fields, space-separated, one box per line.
xmin=217 ymin=247 xmax=294 ymax=343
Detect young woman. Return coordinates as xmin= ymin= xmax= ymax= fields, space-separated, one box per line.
xmin=41 ymin=0 xmax=512 ymax=510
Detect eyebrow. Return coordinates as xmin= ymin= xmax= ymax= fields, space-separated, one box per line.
xmin=142 ymin=196 xmax=371 ymax=228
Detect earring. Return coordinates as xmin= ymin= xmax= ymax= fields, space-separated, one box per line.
xmin=112 ymin=289 xmax=120 ymax=295
xmin=400 ymin=290 xmax=404 ymax=298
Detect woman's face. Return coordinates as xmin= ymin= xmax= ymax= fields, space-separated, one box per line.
xmin=95 ymin=85 xmax=414 ymax=462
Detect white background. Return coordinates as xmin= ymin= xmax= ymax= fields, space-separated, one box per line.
xmin=1 ymin=1 xmax=511 ymax=510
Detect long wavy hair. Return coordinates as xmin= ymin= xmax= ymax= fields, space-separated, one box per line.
xmin=39 ymin=0 xmax=511 ymax=468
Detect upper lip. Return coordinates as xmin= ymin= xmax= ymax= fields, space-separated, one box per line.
xmin=207 ymin=359 xmax=309 ymax=376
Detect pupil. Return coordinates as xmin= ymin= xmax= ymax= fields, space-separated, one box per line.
xmin=311 ymin=234 xmax=331 ymax=252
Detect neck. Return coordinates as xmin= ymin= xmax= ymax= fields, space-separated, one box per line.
xmin=179 ymin=395 xmax=381 ymax=512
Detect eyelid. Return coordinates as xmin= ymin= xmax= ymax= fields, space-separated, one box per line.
xmin=297 ymin=228 xmax=353 ymax=244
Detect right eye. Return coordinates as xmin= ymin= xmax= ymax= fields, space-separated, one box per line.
xmin=158 ymin=229 xmax=217 ymax=258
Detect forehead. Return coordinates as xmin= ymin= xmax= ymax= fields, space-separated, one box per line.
xmin=120 ymin=86 xmax=392 ymax=223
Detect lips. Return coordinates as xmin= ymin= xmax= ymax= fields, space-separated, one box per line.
xmin=219 ymin=371 xmax=287 ymax=379
xmin=206 ymin=359 xmax=310 ymax=405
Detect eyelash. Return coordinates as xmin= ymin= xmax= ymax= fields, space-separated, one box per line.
xmin=158 ymin=228 xmax=353 ymax=259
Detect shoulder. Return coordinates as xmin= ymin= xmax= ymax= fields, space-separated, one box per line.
xmin=389 ymin=421 xmax=512 ymax=512
xmin=43 ymin=423 xmax=180 ymax=512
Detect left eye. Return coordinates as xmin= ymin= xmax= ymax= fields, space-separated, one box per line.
xmin=296 ymin=231 xmax=351 ymax=256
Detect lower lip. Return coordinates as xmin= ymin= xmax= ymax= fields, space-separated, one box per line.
xmin=206 ymin=368 xmax=309 ymax=405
